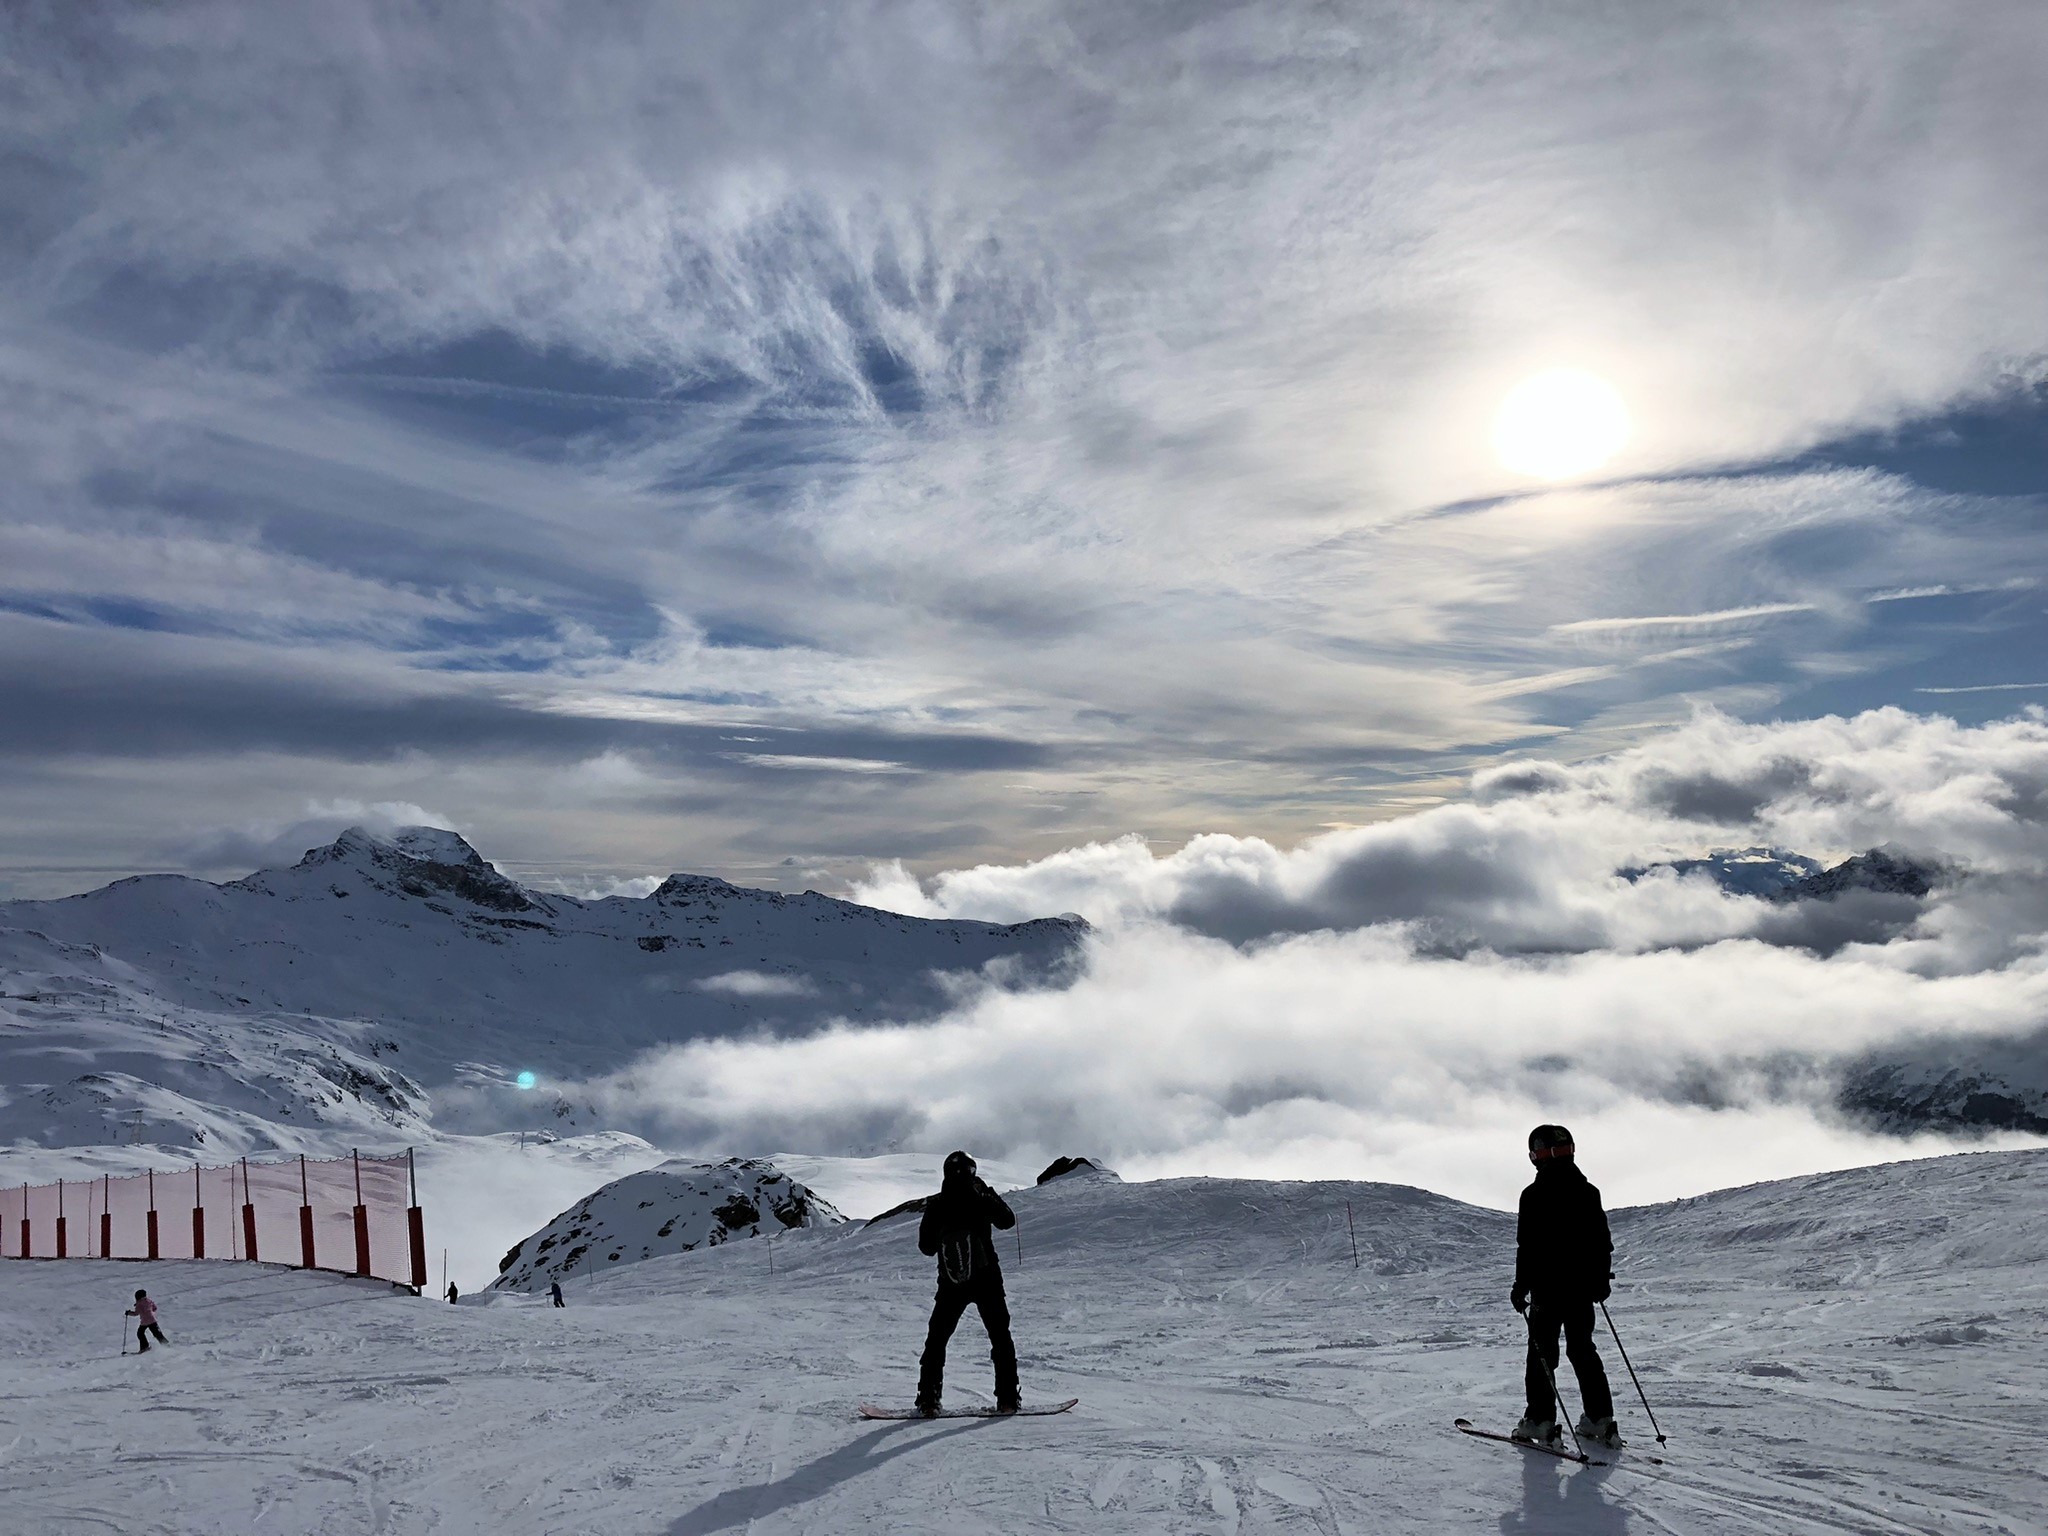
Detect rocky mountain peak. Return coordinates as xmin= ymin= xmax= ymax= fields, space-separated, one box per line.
xmin=1767 ymin=845 xmax=1945 ymax=903
xmin=296 ymin=825 xmax=537 ymax=913
xmin=653 ymin=872 xmax=746 ymax=904
xmin=381 ymin=826 xmax=489 ymax=866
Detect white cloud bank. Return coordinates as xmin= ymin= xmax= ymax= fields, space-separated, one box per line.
xmin=573 ymin=709 xmax=2048 ymax=1209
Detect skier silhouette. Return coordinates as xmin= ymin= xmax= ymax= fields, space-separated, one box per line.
xmin=550 ymin=1280 xmax=565 ymax=1308
xmin=914 ymin=1150 xmax=1020 ymax=1415
xmin=446 ymin=1281 xmax=459 ymax=1304
xmin=1510 ymin=1125 xmax=1620 ymax=1448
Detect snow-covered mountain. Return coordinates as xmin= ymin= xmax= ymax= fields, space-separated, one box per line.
xmin=1620 ymin=843 xmax=1944 ymax=902
xmin=1767 ymin=844 xmax=1943 ymax=901
xmin=1620 ymin=845 xmax=1824 ymax=896
xmin=4 ymin=1146 xmax=2042 ymax=1533
xmin=493 ymin=1156 xmax=844 ymax=1292
xmin=0 ymin=826 xmax=1086 ymax=1155
xmin=1839 ymin=1025 xmax=2048 ymax=1136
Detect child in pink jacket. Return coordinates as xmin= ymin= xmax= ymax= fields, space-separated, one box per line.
xmin=127 ymin=1289 xmax=168 ymax=1352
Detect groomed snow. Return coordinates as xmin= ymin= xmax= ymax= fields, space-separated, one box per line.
xmin=3 ymin=1147 xmax=2043 ymax=1533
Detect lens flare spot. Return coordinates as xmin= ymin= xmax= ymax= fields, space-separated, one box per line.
xmin=515 ymin=1070 xmax=537 ymax=1091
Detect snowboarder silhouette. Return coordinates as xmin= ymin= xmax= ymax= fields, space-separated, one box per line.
xmin=914 ymin=1150 xmax=1020 ymax=1416
xmin=126 ymin=1289 xmax=168 ymax=1352
xmin=550 ymin=1281 xmax=565 ymax=1308
xmin=1510 ymin=1125 xmax=1620 ymax=1449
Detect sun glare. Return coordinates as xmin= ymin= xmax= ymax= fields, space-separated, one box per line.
xmin=1491 ymin=368 xmax=1631 ymax=480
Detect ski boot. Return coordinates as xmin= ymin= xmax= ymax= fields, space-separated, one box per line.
xmin=1510 ymin=1413 xmax=1560 ymax=1447
xmin=1575 ymin=1414 xmax=1624 ymax=1449
xmin=995 ymin=1394 xmax=1021 ymax=1415
xmin=914 ymin=1395 xmax=940 ymax=1419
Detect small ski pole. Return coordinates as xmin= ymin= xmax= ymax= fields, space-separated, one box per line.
xmin=1601 ymin=1302 xmax=1667 ymax=1447
xmin=1345 ymin=1202 xmax=1359 ymax=1269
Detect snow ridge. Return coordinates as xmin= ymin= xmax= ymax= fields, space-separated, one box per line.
xmin=492 ymin=1156 xmax=845 ymax=1290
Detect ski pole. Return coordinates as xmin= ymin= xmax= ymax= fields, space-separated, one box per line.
xmin=1345 ymin=1202 xmax=1359 ymax=1269
xmin=1601 ymin=1302 xmax=1667 ymax=1447
xmin=1530 ymin=1310 xmax=1587 ymax=1461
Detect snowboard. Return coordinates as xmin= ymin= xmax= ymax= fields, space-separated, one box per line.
xmin=859 ymin=1398 xmax=1079 ymax=1420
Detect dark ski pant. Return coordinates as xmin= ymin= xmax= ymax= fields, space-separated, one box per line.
xmin=917 ymin=1273 xmax=1018 ymax=1406
xmin=1524 ymin=1301 xmax=1613 ymax=1422
xmin=135 ymin=1323 xmax=168 ymax=1352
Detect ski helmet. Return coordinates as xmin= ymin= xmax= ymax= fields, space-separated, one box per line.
xmin=943 ymin=1149 xmax=977 ymax=1181
xmin=1527 ymin=1124 xmax=1575 ymax=1162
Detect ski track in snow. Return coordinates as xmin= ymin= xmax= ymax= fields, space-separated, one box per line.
xmin=3 ymin=1152 xmax=2046 ymax=1535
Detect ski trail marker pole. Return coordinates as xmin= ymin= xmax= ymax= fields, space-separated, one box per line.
xmin=1601 ymin=1302 xmax=1667 ymax=1446
xmin=1345 ymin=1202 xmax=1359 ymax=1269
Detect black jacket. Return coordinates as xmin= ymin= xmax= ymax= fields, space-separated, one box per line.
xmin=918 ymin=1177 xmax=1016 ymax=1285
xmin=1513 ymin=1163 xmax=1613 ymax=1305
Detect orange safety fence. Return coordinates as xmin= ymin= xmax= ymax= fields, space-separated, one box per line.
xmin=0 ymin=1150 xmax=426 ymax=1289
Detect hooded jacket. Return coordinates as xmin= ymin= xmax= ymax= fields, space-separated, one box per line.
xmin=917 ymin=1174 xmax=1016 ymax=1285
xmin=1513 ymin=1161 xmax=1613 ymax=1305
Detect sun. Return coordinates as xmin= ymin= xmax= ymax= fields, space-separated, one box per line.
xmin=1491 ymin=368 xmax=1631 ymax=480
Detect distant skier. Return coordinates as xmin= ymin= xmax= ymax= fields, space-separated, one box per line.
xmin=550 ymin=1281 xmax=565 ymax=1308
xmin=446 ymin=1281 xmax=459 ymax=1304
xmin=914 ymin=1150 xmax=1020 ymax=1416
xmin=1510 ymin=1124 xmax=1620 ymax=1449
xmin=127 ymin=1289 xmax=168 ymax=1352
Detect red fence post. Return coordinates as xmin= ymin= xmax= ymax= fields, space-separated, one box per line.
xmin=18 ymin=1182 xmax=27 ymax=1258
xmin=351 ymin=1150 xmax=371 ymax=1277
xmin=146 ymin=1168 xmax=159 ymax=1261
xmin=241 ymin=1159 xmax=258 ymax=1263
xmin=55 ymin=1179 xmax=67 ymax=1259
xmin=406 ymin=1148 xmax=427 ymax=1290
xmin=191 ymin=1163 xmax=205 ymax=1260
xmin=101 ymin=1173 xmax=112 ymax=1258
xmin=298 ymin=1154 xmax=315 ymax=1269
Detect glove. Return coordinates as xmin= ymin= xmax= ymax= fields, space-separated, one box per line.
xmin=1510 ymin=1287 xmax=1528 ymax=1315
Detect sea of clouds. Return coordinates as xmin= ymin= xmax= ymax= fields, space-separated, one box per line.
xmin=550 ymin=708 xmax=2048 ymax=1212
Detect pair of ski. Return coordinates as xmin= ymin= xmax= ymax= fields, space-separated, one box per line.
xmin=859 ymin=1397 xmax=1078 ymax=1420
xmin=1454 ymin=1417 xmax=1663 ymax=1467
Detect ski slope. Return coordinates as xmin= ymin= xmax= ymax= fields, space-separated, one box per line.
xmin=3 ymin=1147 xmax=2042 ymax=1534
